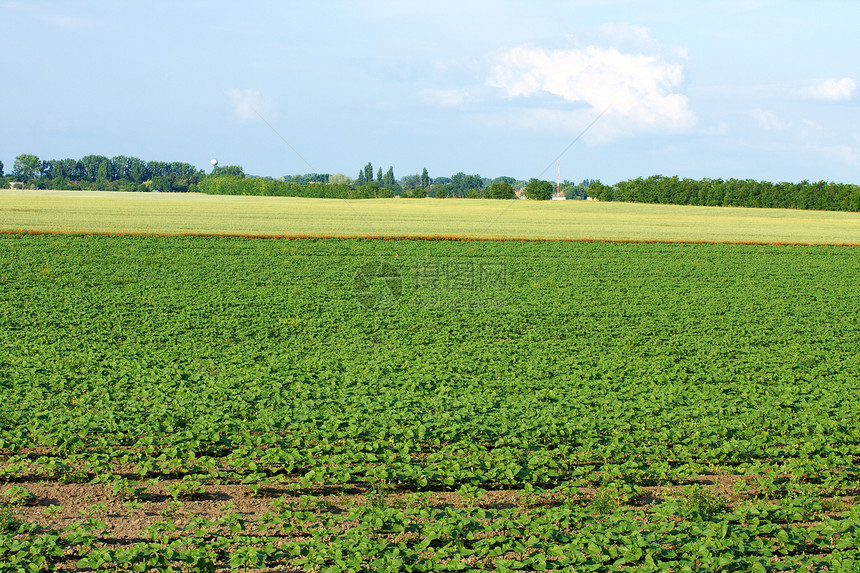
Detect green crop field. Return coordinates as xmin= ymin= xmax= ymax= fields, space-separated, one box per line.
xmin=2 ymin=189 xmax=860 ymax=244
xmin=2 ymin=233 xmax=860 ymax=571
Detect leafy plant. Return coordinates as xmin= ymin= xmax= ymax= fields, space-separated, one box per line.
xmin=166 ymin=479 xmax=206 ymax=501
xmin=683 ymin=485 xmax=728 ymax=518
xmin=0 ymin=506 xmax=22 ymax=533
xmin=43 ymin=504 xmax=64 ymax=518
xmin=364 ymin=479 xmax=392 ymax=509
xmin=589 ymin=489 xmax=618 ymax=515
xmin=1 ymin=485 xmax=36 ymax=507
xmin=111 ymin=477 xmax=144 ymax=501
xmin=3 ymin=236 xmax=860 ymax=570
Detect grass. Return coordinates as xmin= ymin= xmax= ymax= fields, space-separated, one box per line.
xmin=1 ymin=189 xmax=859 ymax=244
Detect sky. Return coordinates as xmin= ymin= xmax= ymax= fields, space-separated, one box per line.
xmin=1 ymin=0 xmax=858 ymax=185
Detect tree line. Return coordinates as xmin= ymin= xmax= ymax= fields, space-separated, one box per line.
xmin=587 ymin=175 xmax=860 ymax=212
xmin=1 ymin=153 xmax=582 ymax=201
xmin=3 ymin=153 xmax=203 ymax=192
xmin=6 ymin=152 xmax=859 ymax=212
xmin=202 ymin=161 xmax=537 ymax=200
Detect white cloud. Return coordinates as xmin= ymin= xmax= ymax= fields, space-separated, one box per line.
xmin=797 ymin=78 xmax=856 ymax=102
xmin=485 ymin=42 xmax=696 ymax=140
xmin=226 ymin=89 xmax=272 ymax=122
xmin=418 ymin=88 xmax=468 ymax=107
xmin=749 ymin=109 xmax=791 ymax=130
xmin=815 ymin=145 xmax=860 ymax=167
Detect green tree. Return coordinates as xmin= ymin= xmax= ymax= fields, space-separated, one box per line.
xmin=328 ymin=173 xmax=351 ymax=185
xmin=96 ymin=161 xmax=110 ymax=183
xmin=405 ymin=187 xmax=426 ymax=198
xmin=433 ymin=184 xmax=448 ymax=198
xmin=214 ymin=165 xmax=244 ymax=177
xmin=449 ymin=172 xmax=483 ymax=197
xmin=524 ymin=178 xmax=554 ymax=200
xmin=357 ymin=169 xmax=367 ymax=185
xmin=486 ymin=180 xmax=515 ymax=199
xmin=363 ymin=162 xmax=373 ymax=183
xmin=421 ymin=167 xmax=430 ymax=187
xmin=0 ymin=160 xmax=4 ymax=177
xmin=12 ymin=154 xmax=41 ymax=181
xmin=151 ymin=175 xmax=172 ymax=192
xmin=127 ymin=157 xmax=148 ymax=183
xmin=587 ymin=181 xmax=613 ymax=201
xmin=50 ymin=176 xmax=68 ymax=190
xmin=40 ymin=160 xmax=53 ymax=180
xmin=110 ymin=156 xmax=129 ymax=181
xmin=493 ymin=175 xmax=518 ymax=186
xmin=382 ymin=166 xmax=395 ymax=187
xmin=400 ymin=174 xmax=421 ymax=189
xmin=377 ymin=167 xmax=383 ymax=182
xmin=78 ymin=154 xmax=110 ymax=182
xmin=49 ymin=158 xmax=81 ymax=181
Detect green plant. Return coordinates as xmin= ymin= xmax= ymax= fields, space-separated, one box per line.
xmin=123 ymin=499 xmax=144 ymax=515
xmin=43 ymin=504 xmax=64 ymax=518
xmin=166 ymin=479 xmax=206 ymax=501
xmin=401 ymin=491 xmax=431 ymax=509
xmin=0 ymin=506 xmax=23 ymax=533
xmin=364 ymin=479 xmax=392 ymax=509
xmin=160 ymin=500 xmax=185 ymax=518
xmin=271 ymin=496 xmax=294 ymax=514
xmin=589 ymin=489 xmax=618 ymax=515
xmin=296 ymin=494 xmax=328 ymax=512
xmin=683 ymin=485 xmax=728 ymax=518
xmin=58 ymin=467 xmax=90 ymax=484
xmin=518 ymin=484 xmax=547 ymax=509
xmin=784 ymin=482 xmax=823 ymax=521
xmin=79 ymin=502 xmax=108 ymax=518
xmin=821 ymin=496 xmax=850 ymax=513
xmin=144 ymin=520 xmax=176 ymax=544
xmin=111 ymin=477 xmax=144 ymax=501
xmin=1 ymin=485 xmax=36 ymax=506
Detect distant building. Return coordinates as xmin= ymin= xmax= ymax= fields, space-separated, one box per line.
xmin=8 ymin=182 xmax=23 ymax=189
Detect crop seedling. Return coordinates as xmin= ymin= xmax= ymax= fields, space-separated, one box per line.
xmin=160 ymin=500 xmax=185 ymax=518
xmin=166 ymin=479 xmax=206 ymax=501
xmin=43 ymin=504 xmax=64 ymax=518
xmin=1 ymin=485 xmax=37 ymax=507
xmin=123 ymin=499 xmax=144 ymax=515
xmin=111 ymin=477 xmax=144 ymax=501
xmin=2 ymin=236 xmax=860 ymax=570
xmin=297 ymin=494 xmax=328 ymax=512
xmin=401 ymin=491 xmax=431 ymax=510
xmin=79 ymin=502 xmax=108 ymax=518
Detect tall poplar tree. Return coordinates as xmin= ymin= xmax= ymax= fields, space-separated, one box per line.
xmin=383 ymin=166 xmax=395 ymax=186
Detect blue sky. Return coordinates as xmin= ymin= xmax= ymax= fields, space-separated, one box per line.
xmin=1 ymin=0 xmax=858 ymax=184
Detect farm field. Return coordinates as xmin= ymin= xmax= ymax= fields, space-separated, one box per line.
xmin=1 ymin=234 xmax=860 ymax=571
xmin=2 ymin=190 xmax=860 ymax=244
